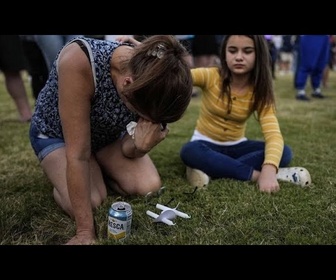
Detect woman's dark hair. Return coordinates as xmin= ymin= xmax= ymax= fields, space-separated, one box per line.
xmin=122 ymin=35 xmax=193 ymax=124
xmin=218 ymin=35 xmax=275 ymax=116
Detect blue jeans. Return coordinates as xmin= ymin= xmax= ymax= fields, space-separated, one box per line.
xmin=34 ymin=35 xmax=82 ymax=72
xmin=180 ymin=140 xmax=293 ymax=181
xmin=29 ymin=122 xmax=65 ymax=162
xmin=294 ymin=35 xmax=330 ymax=90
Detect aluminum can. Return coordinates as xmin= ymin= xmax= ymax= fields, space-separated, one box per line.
xmin=107 ymin=201 xmax=132 ymax=240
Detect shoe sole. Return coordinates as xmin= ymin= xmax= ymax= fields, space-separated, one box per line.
xmin=277 ymin=167 xmax=311 ymax=187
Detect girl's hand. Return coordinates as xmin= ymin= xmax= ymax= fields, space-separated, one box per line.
xmin=257 ymin=164 xmax=280 ymax=193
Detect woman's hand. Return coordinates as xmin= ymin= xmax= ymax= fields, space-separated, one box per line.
xmin=65 ymin=232 xmax=96 ymax=245
xmin=133 ymin=118 xmax=169 ymax=153
xmin=122 ymin=118 xmax=169 ymax=158
xmin=115 ymin=36 xmax=142 ymax=46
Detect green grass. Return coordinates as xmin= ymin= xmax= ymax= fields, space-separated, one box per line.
xmin=1 ymin=70 xmax=336 ymax=245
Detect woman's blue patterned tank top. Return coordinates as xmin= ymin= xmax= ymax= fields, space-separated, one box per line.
xmin=31 ymin=36 xmax=137 ymax=152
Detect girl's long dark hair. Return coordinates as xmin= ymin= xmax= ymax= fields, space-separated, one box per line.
xmin=218 ymin=35 xmax=275 ymax=117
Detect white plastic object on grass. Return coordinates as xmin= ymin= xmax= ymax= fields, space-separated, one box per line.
xmin=146 ymin=203 xmax=190 ymax=226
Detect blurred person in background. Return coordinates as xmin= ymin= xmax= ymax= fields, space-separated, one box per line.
xmin=35 ymin=35 xmax=83 ymax=73
xmin=322 ymin=35 xmax=336 ymax=88
xmin=0 ymin=35 xmax=32 ymax=122
xmin=295 ymin=35 xmax=330 ymax=101
xmin=174 ymin=35 xmax=195 ymax=67
xmin=192 ymin=35 xmax=220 ymax=67
xmin=20 ymin=35 xmax=49 ymax=100
xmin=265 ymin=35 xmax=277 ymax=79
xmin=105 ymin=35 xmax=133 ymax=41
xmin=278 ymin=35 xmax=295 ymax=75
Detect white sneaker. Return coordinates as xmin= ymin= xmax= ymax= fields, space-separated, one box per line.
xmin=276 ymin=167 xmax=311 ymax=187
xmin=186 ymin=167 xmax=210 ymax=188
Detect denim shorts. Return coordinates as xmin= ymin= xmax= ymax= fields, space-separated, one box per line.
xmin=29 ymin=122 xmax=65 ymax=162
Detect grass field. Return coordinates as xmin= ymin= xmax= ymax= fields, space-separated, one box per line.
xmin=1 ymin=70 xmax=336 ymax=245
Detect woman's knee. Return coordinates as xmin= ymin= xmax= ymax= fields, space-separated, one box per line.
xmin=143 ymin=175 xmax=162 ymax=195
xmin=127 ymin=174 xmax=162 ymax=196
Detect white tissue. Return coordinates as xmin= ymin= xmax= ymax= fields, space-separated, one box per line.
xmin=126 ymin=121 xmax=137 ymax=137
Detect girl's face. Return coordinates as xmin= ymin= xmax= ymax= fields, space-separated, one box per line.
xmin=225 ymin=35 xmax=256 ymax=75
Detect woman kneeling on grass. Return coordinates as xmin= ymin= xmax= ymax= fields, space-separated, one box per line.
xmin=29 ymin=35 xmax=193 ymax=245
xmin=179 ymin=35 xmax=311 ymax=192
